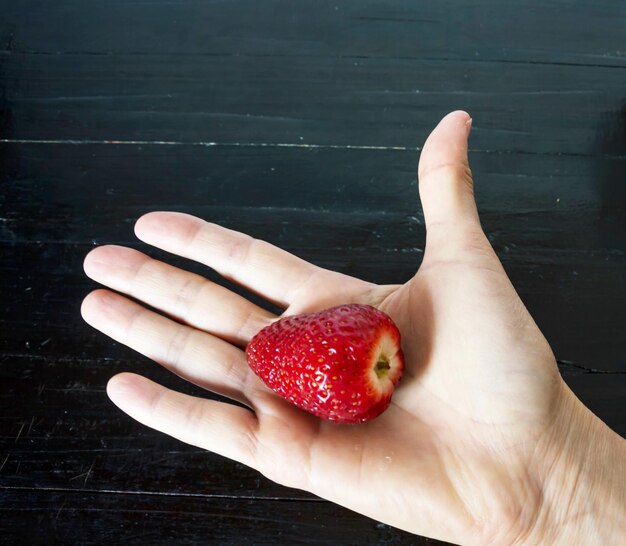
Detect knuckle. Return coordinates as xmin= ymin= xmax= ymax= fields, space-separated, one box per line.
xmin=227 ymin=235 xmax=257 ymax=266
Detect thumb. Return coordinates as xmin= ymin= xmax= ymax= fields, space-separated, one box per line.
xmin=417 ymin=111 xmax=480 ymax=243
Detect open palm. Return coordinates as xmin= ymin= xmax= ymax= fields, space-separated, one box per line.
xmin=82 ymin=112 xmax=568 ymax=545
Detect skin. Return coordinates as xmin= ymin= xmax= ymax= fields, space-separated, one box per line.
xmin=82 ymin=111 xmax=626 ymax=545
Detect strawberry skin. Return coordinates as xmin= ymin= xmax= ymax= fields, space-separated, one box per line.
xmin=245 ymin=304 xmax=404 ymax=423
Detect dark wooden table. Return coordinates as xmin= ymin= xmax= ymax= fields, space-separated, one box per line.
xmin=1 ymin=2 xmax=625 ymax=544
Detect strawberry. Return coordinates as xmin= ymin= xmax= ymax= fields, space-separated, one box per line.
xmin=245 ymin=304 xmax=404 ymax=423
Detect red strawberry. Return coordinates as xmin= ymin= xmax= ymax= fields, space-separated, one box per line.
xmin=245 ymin=304 xmax=404 ymax=423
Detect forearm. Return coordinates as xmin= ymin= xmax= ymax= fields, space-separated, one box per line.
xmin=523 ymin=383 xmax=626 ymax=545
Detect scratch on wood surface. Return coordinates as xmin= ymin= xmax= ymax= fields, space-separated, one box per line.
xmin=0 ymin=138 xmax=416 ymax=151
xmin=14 ymin=422 xmax=26 ymax=443
xmin=0 ymin=454 xmax=8 ymax=472
xmin=2 ymin=138 xmax=624 ymax=158
xmin=27 ymin=416 xmax=35 ymax=435
xmin=350 ymin=16 xmax=439 ymax=24
xmin=1 ymin=484 xmax=322 ymax=502
xmin=1 ymin=48 xmax=624 ymax=69
xmin=557 ymin=360 xmax=625 ymax=375
xmin=54 ymin=498 xmax=68 ymax=523
xmin=69 ymin=460 xmax=96 ymax=486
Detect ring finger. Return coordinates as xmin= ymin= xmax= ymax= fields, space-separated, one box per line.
xmin=81 ymin=289 xmax=265 ymax=407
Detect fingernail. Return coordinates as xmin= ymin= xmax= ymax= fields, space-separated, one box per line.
xmin=465 ymin=117 xmax=473 ymax=136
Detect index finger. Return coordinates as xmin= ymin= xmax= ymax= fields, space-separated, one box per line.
xmin=134 ymin=211 xmax=325 ymax=308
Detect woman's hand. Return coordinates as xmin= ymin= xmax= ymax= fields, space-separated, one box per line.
xmin=81 ymin=112 xmax=625 ymax=545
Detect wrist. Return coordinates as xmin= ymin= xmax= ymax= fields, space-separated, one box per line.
xmin=521 ymin=383 xmax=626 ymax=545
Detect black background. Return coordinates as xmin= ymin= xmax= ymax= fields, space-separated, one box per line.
xmin=1 ymin=1 xmax=625 ymax=544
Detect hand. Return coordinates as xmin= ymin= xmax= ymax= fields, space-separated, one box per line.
xmin=82 ymin=112 xmax=625 ymax=545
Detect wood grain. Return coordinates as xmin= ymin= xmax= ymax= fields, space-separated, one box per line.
xmin=1 ymin=0 xmax=625 ymax=544
xmin=0 ymin=490 xmax=451 ymax=545
xmin=1 ymin=52 xmax=625 ymax=156
xmin=2 ymin=144 xmax=624 ymax=369
xmin=2 ymin=0 xmax=625 ymax=66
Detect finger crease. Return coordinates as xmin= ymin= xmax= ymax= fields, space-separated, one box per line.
xmin=224 ymin=235 xmax=257 ymax=274
xmin=419 ymin=161 xmax=467 ymax=182
xmin=163 ymin=325 xmax=194 ymax=369
xmin=175 ymin=276 xmax=208 ymax=323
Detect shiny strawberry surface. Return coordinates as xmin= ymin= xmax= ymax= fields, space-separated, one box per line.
xmin=246 ymin=304 xmax=404 ymax=423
